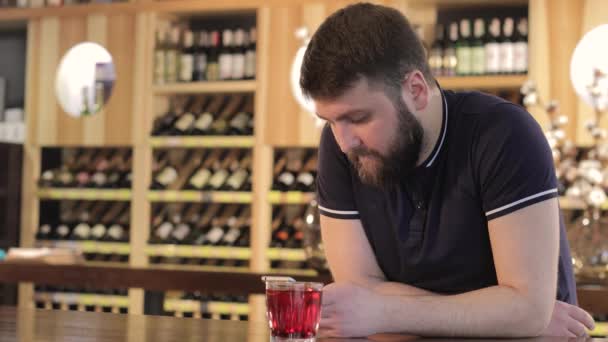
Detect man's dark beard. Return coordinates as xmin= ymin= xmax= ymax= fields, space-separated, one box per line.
xmin=347 ymin=97 xmax=423 ymax=189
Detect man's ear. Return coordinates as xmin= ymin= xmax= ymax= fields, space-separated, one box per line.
xmin=401 ymin=70 xmax=429 ymax=111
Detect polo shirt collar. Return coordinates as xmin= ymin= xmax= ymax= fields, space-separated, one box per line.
xmin=422 ymin=90 xmax=448 ymax=168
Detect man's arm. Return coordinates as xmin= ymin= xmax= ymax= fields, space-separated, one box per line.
xmin=321 ymin=198 xmax=592 ymax=337
xmin=320 ymin=215 xmax=436 ymax=297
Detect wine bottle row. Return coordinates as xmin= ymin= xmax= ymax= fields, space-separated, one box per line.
xmin=269 ymin=204 xmax=326 ymax=272
xmin=38 ymin=148 xmax=132 ymax=189
xmin=272 ymin=148 xmax=317 ymax=193
xmin=152 ymin=94 xmax=254 ymax=137
xmin=149 ymin=203 xmax=250 ymax=246
xmin=34 ymin=285 xmax=128 ymax=314
xmin=37 ymin=200 xmax=130 ymax=243
xmin=428 ymin=16 xmax=528 ymax=77
xmin=151 ymin=148 xmax=252 ymax=192
xmin=164 ymin=292 xmax=248 ymax=321
xmin=154 ymin=23 xmax=256 ymax=84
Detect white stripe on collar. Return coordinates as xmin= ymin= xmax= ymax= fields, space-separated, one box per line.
xmin=425 ymin=93 xmax=448 ymax=168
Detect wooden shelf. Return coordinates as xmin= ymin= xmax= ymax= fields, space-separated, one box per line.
xmin=0 ymin=2 xmax=136 ymax=21
xmin=36 ymin=240 xmax=130 ymax=255
xmin=147 ymin=190 xmax=252 ymax=203
xmin=153 ymin=81 xmax=257 ymax=95
xmin=34 ymin=292 xmax=129 ymax=308
xmin=437 ymin=75 xmax=527 ymax=90
xmin=145 ymin=245 xmax=251 ymax=260
xmin=266 ymin=248 xmax=306 ymax=261
xmin=558 ymin=196 xmax=608 ymax=210
xmin=37 ymin=188 xmax=131 ymax=201
xmin=149 ymin=136 xmax=255 ymax=148
xmin=268 ymin=191 xmax=315 ymax=204
xmin=164 ymin=299 xmax=249 ymax=315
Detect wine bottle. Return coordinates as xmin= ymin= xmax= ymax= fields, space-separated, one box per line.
xmin=275 ymin=149 xmax=304 ymax=191
xmin=170 ymin=96 xmax=205 ymax=136
xmin=442 ymin=22 xmax=458 ymax=77
xmin=294 ymin=151 xmax=317 ymax=192
xmin=218 ymin=29 xmax=234 ymax=80
xmin=191 ymin=94 xmax=227 ymax=135
xmin=485 ymin=18 xmax=501 ymax=75
xmin=74 ymin=149 xmax=97 ymax=187
xmin=228 ymin=95 xmax=253 ymax=136
xmin=224 ymin=151 xmax=251 ymax=191
xmin=55 ymin=201 xmax=95 ymax=240
xmin=70 ymin=202 xmax=109 ymax=240
xmin=210 ymin=94 xmax=245 ymax=135
xmin=206 ymin=149 xmax=240 ymax=191
xmin=456 ymin=19 xmax=471 ymax=76
xmin=179 ymin=29 xmax=195 ymax=83
xmin=231 ymin=28 xmax=246 ymax=80
xmin=169 ymin=150 xmax=205 ymax=190
xmin=499 ymin=17 xmax=515 ymax=74
xmin=219 ymin=205 xmax=250 ymax=246
xmin=191 ymin=203 xmax=222 ymax=245
xmin=193 ymin=30 xmax=208 ymax=81
xmin=90 ymin=202 xmax=128 ymax=241
xmin=428 ymin=24 xmax=444 ymax=77
xmin=203 ymin=204 xmax=239 ymax=246
xmin=165 ymin=25 xmax=181 ymax=83
xmin=171 ymin=203 xmax=202 ymax=244
xmin=89 ymin=149 xmax=113 ymax=188
xmin=104 ymin=205 xmax=130 ymax=243
xmin=206 ymin=31 xmax=220 ymax=81
xmin=270 ymin=213 xmax=293 ymax=248
xmin=513 ymin=17 xmax=528 ymax=75
xmin=149 ymin=203 xmax=183 ymax=244
xmin=150 ymin=150 xmax=190 ymax=190
xmin=154 ymin=27 xmax=167 ymax=85
xmin=151 ymin=96 xmax=188 ymax=136
xmin=244 ymin=27 xmax=256 ymax=80
xmin=471 ymin=18 xmax=486 ymax=76
xmin=187 ymin=149 xmax=222 ymax=190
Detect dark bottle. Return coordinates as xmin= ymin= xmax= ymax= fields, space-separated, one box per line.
xmin=218 ymin=29 xmax=234 ymax=80
xmin=294 ymin=151 xmax=317 ymax=192
xmin=206 ymin=31 xmax=220 ymax=81
xmin=210 ymin=94 xmax=245 ymax=135
xmin=244 ymin=27 xmax=256 ymax=80
xmin=191 ymin=95 xmax=226 ymax=136
xmin=442 ymin=22 xmax=458 ymax=77
xmin=193 ymin=30 xmax=208 ymax=81
xmin=485 ymin=18 xmax=501 ymax=75
xmin=428 ymin=24 xmax=444 ymax=77
xmin=179 ymin=29 xmax=195 ymax=83
xmin=228 ymin=95 xmax=254 ymax=136
xmin=455 ymin=19 xmax=472 ymax=76
xmin=471 ymin=18 xmax=486 ymax=76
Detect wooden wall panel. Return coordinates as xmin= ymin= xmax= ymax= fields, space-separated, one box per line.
xmin=36 ymin=17 xmax=59 ymax=145
xmin=33 ymin=14 xmax=136 ymax=146
xmin=547 ymin=0 xmax=583 ymax=141
xmin=55 ymin=16 xmax=86 ymax=145
xmin=576 ymin=0 xmax=608 ymax=146
xmin=103 ymin=14 xmax=136 ymax=146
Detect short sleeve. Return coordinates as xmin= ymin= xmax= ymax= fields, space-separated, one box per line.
xmin=474 ymin=103 xmax=558 ymax=221
xmin=316 ymin=125 xmax=360 ymax=220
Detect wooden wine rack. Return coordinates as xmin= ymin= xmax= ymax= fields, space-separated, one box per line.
xmin=14 ymin=0 xmax=599 ymax=321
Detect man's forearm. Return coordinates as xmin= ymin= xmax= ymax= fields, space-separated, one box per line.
xmin=376 ymin=285 xmax=549 ymax=338
xmin=372 ymin=281 xmax=438 ymax=297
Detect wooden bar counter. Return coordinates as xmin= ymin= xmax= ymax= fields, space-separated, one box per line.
xmin=2 ymin=306 xmax=606 ymax=342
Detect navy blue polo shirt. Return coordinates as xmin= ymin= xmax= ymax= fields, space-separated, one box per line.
xmin=316 ymin=89 xmax=577 ymax=304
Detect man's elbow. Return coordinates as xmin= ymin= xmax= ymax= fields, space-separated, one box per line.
xmin=510 ymin=294 xmax=553 ymax=337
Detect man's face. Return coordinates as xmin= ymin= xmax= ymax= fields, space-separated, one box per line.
xmin=315 ymin=78 xmax=424 ymax=188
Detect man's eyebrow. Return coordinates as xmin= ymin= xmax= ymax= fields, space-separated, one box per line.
xmin=315 ymin=109 xmax=368 ymax=122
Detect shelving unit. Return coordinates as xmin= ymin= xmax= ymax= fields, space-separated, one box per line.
xmin=149 ymin=136 xmax=255 ymax=148
xmin=437 ymin=74 xmax=527 ymax=90
xmin=13 ymin=0 xmax=601 ymax=324
xmin=37 ymin=188 xmax=132 ymax=201
xmin=152 ymin=80 xmax=257 ymax=94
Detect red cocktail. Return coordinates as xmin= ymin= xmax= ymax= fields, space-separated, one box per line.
xmin=265 ymin=281 xmax=323 ymax=341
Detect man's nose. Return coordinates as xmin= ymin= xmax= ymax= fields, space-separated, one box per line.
xmin=332 ymin=123 xmax=360 ymax=154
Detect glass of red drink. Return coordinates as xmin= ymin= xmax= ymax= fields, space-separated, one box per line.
xmin=264 ymin=279 xmax=323 ymax=341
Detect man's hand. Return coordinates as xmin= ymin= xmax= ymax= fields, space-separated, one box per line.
xmin=542 ymin=300 xmax=595 ymax=337
xmin=319 ymin=282 xmax=387 ymax=338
